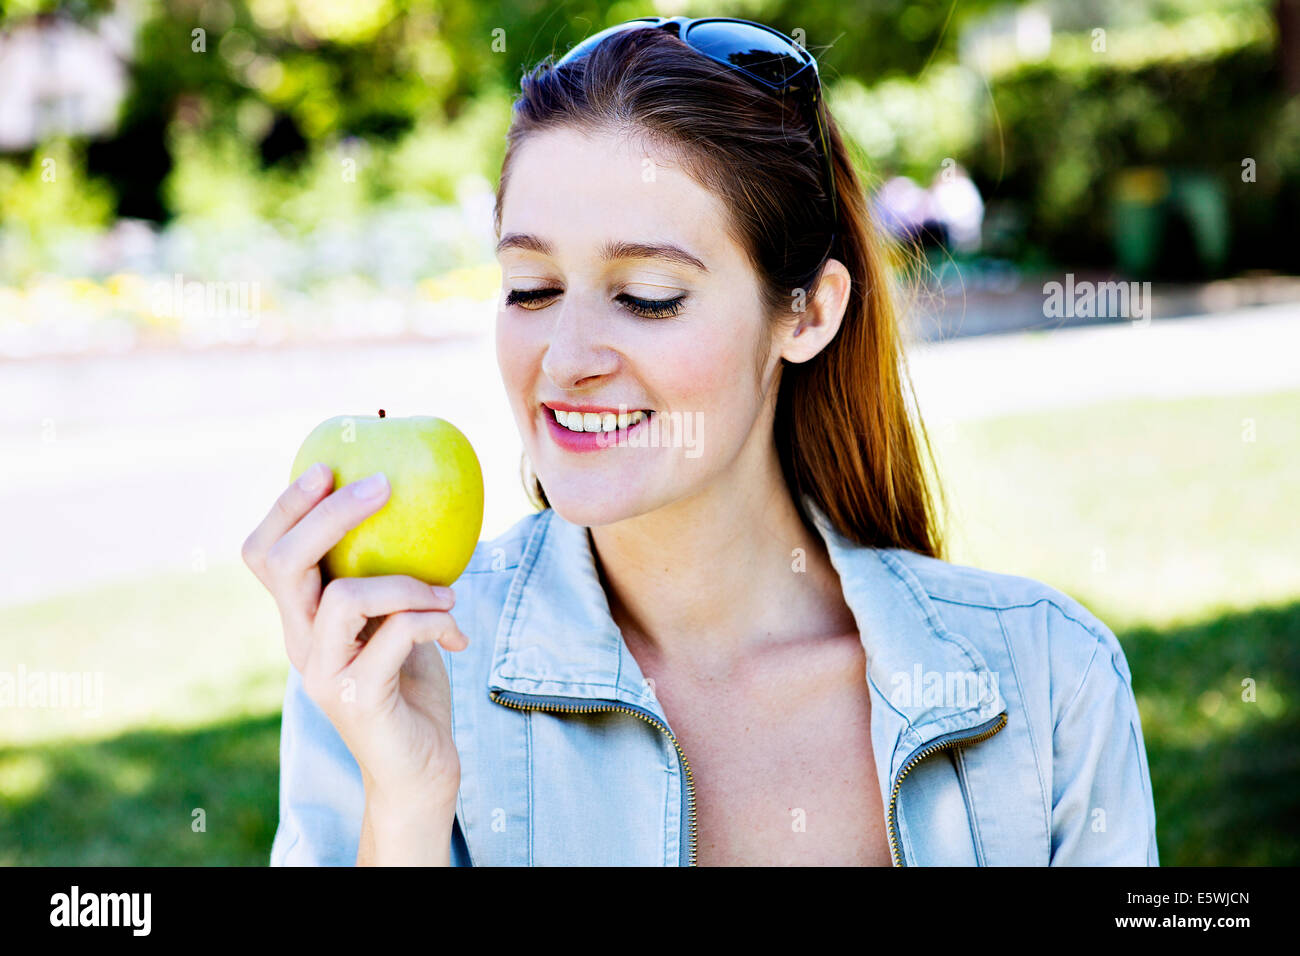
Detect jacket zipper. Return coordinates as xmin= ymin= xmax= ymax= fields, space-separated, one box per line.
xmin=887 ymin=711 xmax=1008 ymax=867
xmin=489 ymin=688 xmax=698 ymax=866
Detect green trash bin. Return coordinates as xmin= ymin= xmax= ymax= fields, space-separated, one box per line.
xmin=1112 ymin=167 xmax=1228 ymax=278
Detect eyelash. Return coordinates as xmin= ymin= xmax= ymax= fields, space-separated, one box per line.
xmin=505 ymin=288 xmax=686 ymax=319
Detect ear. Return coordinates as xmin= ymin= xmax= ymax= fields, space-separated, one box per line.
xmin=779 ymin=258 xmax=851 ymax=364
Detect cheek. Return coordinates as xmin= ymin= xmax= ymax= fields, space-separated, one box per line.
xmin=646 ymin=319 xmax=763 ymax=426
xmin=495 ymin=311 xmax=543 ymax=408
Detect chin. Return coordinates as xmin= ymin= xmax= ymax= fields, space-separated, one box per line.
xmin=541 ymin=487 xmax=643 ymax=528
xmin=548 ymin=499 xmax=632 ymax=528
xmin=537 ymin=470 xmax=663 ymax=528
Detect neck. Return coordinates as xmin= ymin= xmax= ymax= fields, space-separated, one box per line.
xmin=588 ymin=446 xmax=857 ymax=673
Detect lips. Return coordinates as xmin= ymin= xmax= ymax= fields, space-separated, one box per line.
xmin=540 ymin=400 xmax=654 ymax=432
xmin=540 ymin=403 xmax=655 ymax=453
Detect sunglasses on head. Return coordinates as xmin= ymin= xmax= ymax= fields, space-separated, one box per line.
xmin=556 ymin=16 xmax=839 ymax=240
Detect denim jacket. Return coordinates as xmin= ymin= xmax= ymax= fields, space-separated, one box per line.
xmin=270 ymin=495 xmax=1159 ymax=866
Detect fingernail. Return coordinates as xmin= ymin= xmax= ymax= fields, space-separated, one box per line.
xmin=299 ymin=462 xmax=328 ymax=493
xmin=352 ymin=472 xmax=388 ymax=499
xmin=431 ymin=585 xmax=454 ymax=602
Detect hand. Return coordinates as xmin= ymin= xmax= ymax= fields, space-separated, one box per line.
xmin=242 ymin=462 xmax=468 ymax=810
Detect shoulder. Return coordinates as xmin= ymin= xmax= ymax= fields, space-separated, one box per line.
xmin=881 ymin=547 xmax=1132 ymax=705
xmin=879 ymin=551 xmax=1156 ymax=862
xmin=884 ymin=548 xmax=1118 ymax=636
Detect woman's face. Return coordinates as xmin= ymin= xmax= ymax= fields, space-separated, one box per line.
xmin=494 ymin=126 xmax=787 ymax=528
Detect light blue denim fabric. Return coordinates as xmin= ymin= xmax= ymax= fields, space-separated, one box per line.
xmin=270 ymin=495 xmax=1159 ymax=866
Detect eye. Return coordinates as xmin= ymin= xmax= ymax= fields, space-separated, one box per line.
xmin=504 ymin=288 xmax=687 ymax=319
xmin=617 ymin=292 xmax=687 ymax=318
xmin=504 ymin=288 xmax=560 ymax=309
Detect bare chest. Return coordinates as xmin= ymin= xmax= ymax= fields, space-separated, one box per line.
xmin=641 ymin=638 xmax=893 ymax=867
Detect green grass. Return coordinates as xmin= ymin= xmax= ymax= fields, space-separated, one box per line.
xmin=0 ymin=564 xmax=287 ymax=745
xmin=934 ymin=389 xmax=1300 ymax=631
xmin=0 ymin=564 xmax=289 ymax=864
xmin=1 ymin=388 xmax=1297 ymax=865
xmin=0 ymin=714 xmax=281 ymax=866
xmin=1121 ymin=601 xmax=1300 ymax=865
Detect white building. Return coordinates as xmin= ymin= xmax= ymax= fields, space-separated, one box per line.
xmin=0 ymin=10 xmax=132 ymax=151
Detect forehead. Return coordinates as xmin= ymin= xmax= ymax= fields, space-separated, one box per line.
xmin=498 ymin=126 xmax=733 ymax=261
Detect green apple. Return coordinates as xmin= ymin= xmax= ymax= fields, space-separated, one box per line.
xmin=289 ymin=410 xmax=484 ymax=586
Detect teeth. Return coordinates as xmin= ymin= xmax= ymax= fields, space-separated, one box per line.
xmin=551 ymin=408 xmax=648 ymax=432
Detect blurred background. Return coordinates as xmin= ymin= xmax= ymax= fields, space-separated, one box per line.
xmin=1 ymin=0 xmax=1297 ymax=865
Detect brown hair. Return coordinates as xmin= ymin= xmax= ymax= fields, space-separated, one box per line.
xmin=494 ymin=26 xmax=946 ymax=559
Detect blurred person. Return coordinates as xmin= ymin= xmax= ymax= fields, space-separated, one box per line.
xmin=928 ymin=162 xmax=984 ymax=253
xmin=873 ymin=167 xmax=984 ymax=254
xmin=872 ymin=174 xmax=932 ymax=242
xmin=243 ymin=16 xmax=1157 ymax=866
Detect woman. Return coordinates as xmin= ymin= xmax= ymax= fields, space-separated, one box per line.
xmin=245 ymin=17 xmax=1159 ymax=866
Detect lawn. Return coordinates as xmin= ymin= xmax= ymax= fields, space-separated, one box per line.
xmin=2 ymin=388 xmax=1297 ymax=865
xmin=933 ymin=387 xmax=1300 ymax=865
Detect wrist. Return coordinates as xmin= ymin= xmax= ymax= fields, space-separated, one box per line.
xmin=360 ymin=787 xmax=458 ymax=866
xmin=360 ymin=762 xmax=459 ymax=811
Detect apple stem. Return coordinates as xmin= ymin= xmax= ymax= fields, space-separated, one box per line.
xmin=379 ymin=409 xmax=386 ymax=418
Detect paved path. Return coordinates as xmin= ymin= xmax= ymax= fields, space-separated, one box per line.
xmin=909 ymin=300 xmax=1300 ymax=423
xmin=2 ymin=300 xmax=1295 ymax=607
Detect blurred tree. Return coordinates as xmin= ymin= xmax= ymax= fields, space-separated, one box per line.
xmin=258 ymin=112 xmax=308 ymax=167
xmin=2 ymin=0 xmax=1291 ymax=276
xmin=1279 ymin=0 xmax=1300 ymax=92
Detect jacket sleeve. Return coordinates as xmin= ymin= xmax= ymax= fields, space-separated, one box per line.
xmin=1048 ymin=607 xmax=1159 ymax=865
xmin=268 ymin=664 xmax=474 ymax=866
xmin=269 ymin=665 xmax=366 ymax=866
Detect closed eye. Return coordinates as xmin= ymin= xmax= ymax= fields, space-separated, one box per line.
xmin=505 ymin=288 xmax=686 ymax=319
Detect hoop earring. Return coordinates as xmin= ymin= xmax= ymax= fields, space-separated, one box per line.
xmin=520 ymin=450 xmax=548 ymax=510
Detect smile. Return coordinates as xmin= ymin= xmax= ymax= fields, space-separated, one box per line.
xmin=541 ymin=403 xmax=655 ymax=453
xmin=551 ymin=408 xmax=649 ymax=432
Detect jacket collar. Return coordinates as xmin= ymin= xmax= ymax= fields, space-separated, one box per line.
xmin=488 ymin=497 xmax=1006 ymax=760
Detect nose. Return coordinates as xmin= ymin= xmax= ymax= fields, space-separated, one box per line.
xmin=540 ymin=294 xmax=620 ymax=389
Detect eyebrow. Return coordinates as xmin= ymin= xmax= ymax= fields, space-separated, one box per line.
xmin=495 ymin=232 xmax=709 ymax=273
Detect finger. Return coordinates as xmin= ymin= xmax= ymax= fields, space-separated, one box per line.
xmin=264 ymin=472 xmax=390 ymax=588
xmin=356 ymin=615 xmax=387 ymax=644
xmin=297 ymin=613 xmax=385 ymax=684
xmin=310 ymin=576 xmax=456 ymax=678
xmin=242 ymin=462 xmax=334 ymax=579
xmin=347 ymin=610 xmax=467 ymax=696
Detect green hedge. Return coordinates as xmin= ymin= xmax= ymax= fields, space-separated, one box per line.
xmin=966 ymin=34 xmax=1299 ymax=274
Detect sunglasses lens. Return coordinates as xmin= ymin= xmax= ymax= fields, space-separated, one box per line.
xmin=684 ymin=20 xmax=812 ymax=89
